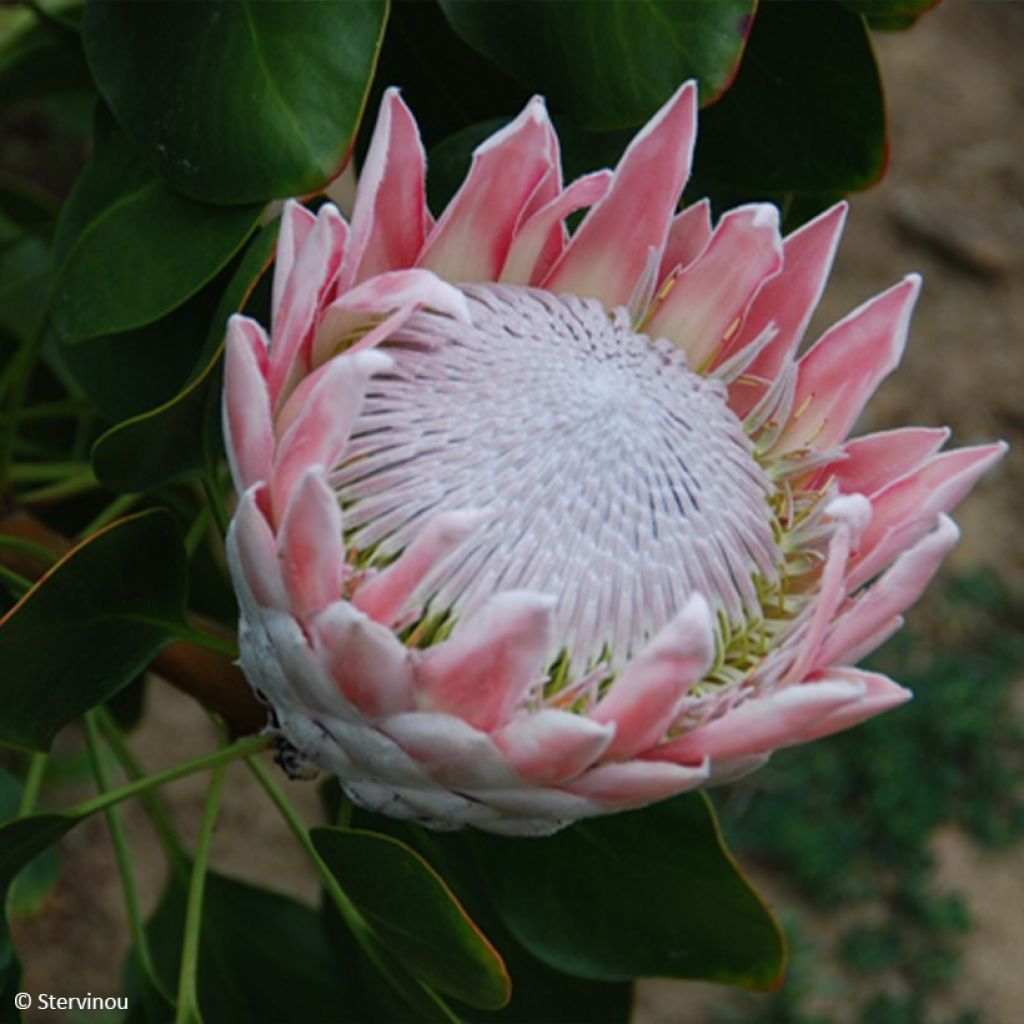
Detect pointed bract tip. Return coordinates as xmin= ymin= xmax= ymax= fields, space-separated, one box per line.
xmin=473 ymin=97 xmax=552 ymax=157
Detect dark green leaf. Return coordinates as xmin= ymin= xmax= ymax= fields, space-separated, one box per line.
xmin=53 ymin=273 xmax=223 ymax=421
xmin=83 ymin=0 xmax=388 ymax=204
xmin=50 ymin=115 xmax=262 ymax=344
xmin=473 ymin=793 xmax=786 ymax=990
xmin=0 ymin=510 xmax=188 ymax=752
xmin=427 ymin=119 xmax=507 ymax=214
xmin=126 ymin=870 xmax=357 ymax=1024
xmin=0 ymin=769 xmax=59 ymax=920
xmin=439 ymin=0 xmax=754 ymax=130
xmin=0 ymin=950 xmax=23 ymax=1021
xmin=91 ymin=222 xmax=279 ymax=491
xmin=689 ymin=2 xmax=886 ymax=200
xmin=361 ymin=0 xmax=529 ymax=158
xmin=344 ymin=807 xmax=634 ymax=1024
xmin=105 ymin=677 xmax=148 ymax=734
xmin=0 ymin=217 xmax=49 ymax=341
xmin=312 ymin=826 xmax=510 ymax=1011
xmin=0 ymin=8 xmax=92 ymax=114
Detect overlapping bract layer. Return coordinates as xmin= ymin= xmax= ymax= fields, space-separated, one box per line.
xmin=224 ymin=83 xmax=1004 ymax=835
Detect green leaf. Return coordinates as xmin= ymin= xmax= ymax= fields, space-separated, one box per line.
xmin=361 ymin=0 xmax=529 ymax=156
xmin=0 ymin=769 xmax=58 ymax=920
xmin=473 ymin=793 xmax=786 ymax=990
xmin=0 ymin=7 xmax=92 ymax=114
xmin=0 ymin=735 xmax=268 ymax=991
xmin=0 ymin=510 xmax=188 ymax=752
xmin=53 ymin=272 xmax=225 ymax=421
xmin=0 ymin=950 xmax=23 ymax=1021
xmin=312 ymin=826 xmax=510 ymax=1011
xmin=126 ymin=870 xmax=357 ymax=1024
xmin=689 ymin=1 xmax=886 ymax=199
xmin=0 ymin=217 xmax=49 ymax=342
xmin=427 ymin=119 xmax=508 ymax=214
xmin=341 ymin=806 xmax=634 ymax=1024
xmin=439 ymin=0 xmax=755 ymax=130
xmin=50 ymin=114 xmax=263 ymax=344
xmin=91 ymin=221 xmax=279 ymax=492
xmin=83 ymin=0 xmax=388 ymax=205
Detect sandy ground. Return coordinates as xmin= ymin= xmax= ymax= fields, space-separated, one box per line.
xmin=9 ymin=2 xmax=1024 ymax=1021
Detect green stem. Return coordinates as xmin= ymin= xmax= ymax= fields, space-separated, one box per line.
xmin=78 ymin=492 xmax=143 ymax=539
xmin=18 ymin=470 xmax=98 ymax=504
xmin=244 ymin=756 xmax=365 ymax=933
xmin=184 ymin=504 xmax=213 ymax=558
xmin=96 ymin=707 xmax=189 ymax=880
xmin=245 ymin=757 xmax=456 ymax=1022
xmin=71 ymin=733 xmax=269 ymax=820
xmin=0 ymin=535 xmax=58 ymax=567
xmin=10 ymin=398 xmax=91 ymax=422
xmin=84 ymin=713 xmax=166 ymax=997
xmin=0 ymin=563 xmax=32 ymax=596
xmin=7 ymin=461 xmax=92 ymax=482
xmin=175 ymin=746 xmax=230 ymax=1024
xmin=18 ymin=753 xmax=48 ymax=815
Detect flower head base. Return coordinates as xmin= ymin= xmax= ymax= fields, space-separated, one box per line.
xmin=225 ymin=83 xmax=1005 ymax=835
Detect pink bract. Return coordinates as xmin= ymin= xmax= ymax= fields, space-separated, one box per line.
xmin=224 ymin=83 xmax=1005 ymax=835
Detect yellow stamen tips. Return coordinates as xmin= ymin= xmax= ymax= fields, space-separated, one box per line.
xmin=723 ymin=315 xmax=742 ymax=343
xmin=792 ymin=392 xmax=815 ymax=422
xmin=654 ymin=269 xmax=679 ymax=306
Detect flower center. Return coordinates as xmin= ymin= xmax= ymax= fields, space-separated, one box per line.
xmin=335 ymin=284 xmax=781 ymax=671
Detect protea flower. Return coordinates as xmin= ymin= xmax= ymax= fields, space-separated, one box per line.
xmin=224 ymin=83 xmax=1004 ymax=836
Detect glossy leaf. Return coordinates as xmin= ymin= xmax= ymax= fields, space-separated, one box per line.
xmin=439 ymin=0 xmax=754 ymax=129
xmin=50 ymin=116 xmax=262 ymax=344
xmin=83 ymin=0 xmax=388 ymax=204
xmin=126 ymin=870 xmax=356 ymax=1024
xmin=54 ymin=273 xmax=225 ymax=421
xmin=312 ymin=826 xmax=510 ymax=1011
xmin=339 ymin=803 xmax=635 ymax=1024
xmin=690 ymin=1 xmax=886 ymax=198
xmin=473 ymin=793 xmax=786 ymax=990
xmin=0 ymin=510 xmax=188 ymax=752
xmin=324 ymin=915 xmax=462 ymax=1024
xmin=91 ymin=222 xmax=279 ymax=491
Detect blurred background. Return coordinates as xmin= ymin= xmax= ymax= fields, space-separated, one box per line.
xmin=5 ymin=2 xmax=1023 ymax=1022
